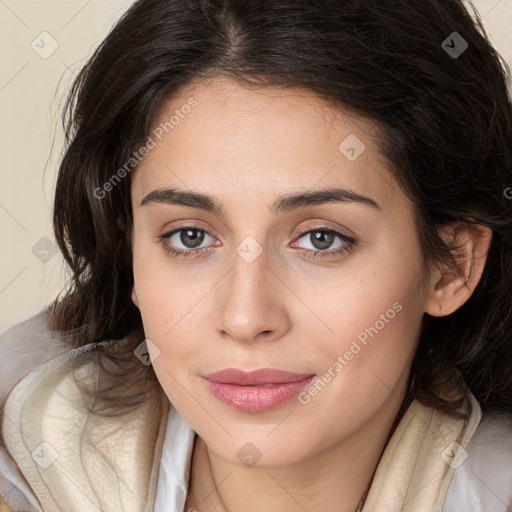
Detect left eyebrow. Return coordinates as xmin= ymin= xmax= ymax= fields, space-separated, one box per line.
xmin=139 ymin=186 xmax=382 ymax=213
xmin=270 ymin=186 xmax=381 ymax=213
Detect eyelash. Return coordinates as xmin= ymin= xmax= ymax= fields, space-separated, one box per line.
xmin=157 ymin=224 xmax=357 ymax=260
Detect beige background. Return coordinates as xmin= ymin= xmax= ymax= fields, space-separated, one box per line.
xmin=1 ymin=0 xmax=511 ymax=333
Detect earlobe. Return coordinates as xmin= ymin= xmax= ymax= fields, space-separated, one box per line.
xmin=131 ymin=285 xmax=139 ymax=308
xmin=424 ymin=222 xmax=492 ymax=317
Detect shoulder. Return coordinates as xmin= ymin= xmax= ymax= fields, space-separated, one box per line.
xmin=0 ymin=309 xmax=71 ymax=406
xmin=1 ymin=327 xmax=168 ymax=512
xmin=443 ymin=412 xmax=512 ymax=512
xmin=0 ymin=310 xmax=74 ymax=512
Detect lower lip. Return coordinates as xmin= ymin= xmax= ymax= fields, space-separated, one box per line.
xmin=203 ymin=376 xmax=316 ymax=412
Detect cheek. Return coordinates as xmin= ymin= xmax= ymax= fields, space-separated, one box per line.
xmin=131 ymin=234 xmax=214 ymax=400
xmin=300 ymin=243 xmax=426 ymax=407
xmin=295 ymin=237 xmax=425 ymax=357
xmin=132 ymin=232 xmax=186 ymax=336
xmin=132 ymin=258 xmax=209 ymax=384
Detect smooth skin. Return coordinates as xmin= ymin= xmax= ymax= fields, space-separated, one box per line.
xmin=130 ymin=76 xmax=492 ymax=512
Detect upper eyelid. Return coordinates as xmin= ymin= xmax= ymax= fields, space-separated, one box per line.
xmin=294 ymin=224 xmax=354 ymax=240
xmin=162 ymin=224 xmax=214 ymax=239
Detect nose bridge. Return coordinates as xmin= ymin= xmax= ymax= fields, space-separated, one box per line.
xmin=230 ymin=237 xmax=270 ymax=311
xmin=215 ymin=236 xmax=286 ymax=342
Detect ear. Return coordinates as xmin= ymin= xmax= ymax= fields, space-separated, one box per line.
xmin=131 ymin=284 xmax=139 ymax=308
xmin=424 ymin=222 xmax=492 ymax=317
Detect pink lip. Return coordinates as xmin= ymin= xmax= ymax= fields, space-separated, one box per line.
xmin=203 ymin=368 xmax=316 ymax=412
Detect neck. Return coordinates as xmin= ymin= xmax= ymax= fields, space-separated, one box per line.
xmin=186 ymin=384 xmax=411 ymax=512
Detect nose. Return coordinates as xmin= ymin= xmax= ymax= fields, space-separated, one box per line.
xmin=214 ymin=245 xmax=291 ymax=345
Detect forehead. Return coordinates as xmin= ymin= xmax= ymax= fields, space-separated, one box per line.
xmin=131 ymin=76 xmax=405 ymax=216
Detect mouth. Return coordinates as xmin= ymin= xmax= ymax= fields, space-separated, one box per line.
xmin=203 ymin=368 xmax=317 ymax=412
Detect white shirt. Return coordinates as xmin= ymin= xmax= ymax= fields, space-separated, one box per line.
xmin=154 ymin=406 xmax=196 ymax=512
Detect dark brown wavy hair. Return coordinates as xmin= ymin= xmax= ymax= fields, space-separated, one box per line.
xmin=45 ymin=0 xmax=512 ymax=418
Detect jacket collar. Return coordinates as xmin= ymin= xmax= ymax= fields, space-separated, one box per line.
xmin=363 ymin=390 xmax=481 ymax=511
xmin=3 ymin=342 xmax=170 ymax=511
xmin=3 ymin=344 xmax=481 ymax=512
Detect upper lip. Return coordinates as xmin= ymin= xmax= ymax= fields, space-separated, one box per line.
xmin=204 ymin=368 xmax=315 ymax=386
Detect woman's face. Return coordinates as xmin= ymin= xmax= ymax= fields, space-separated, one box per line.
xmin=130 ymin=76 xmax=432 ymax=466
